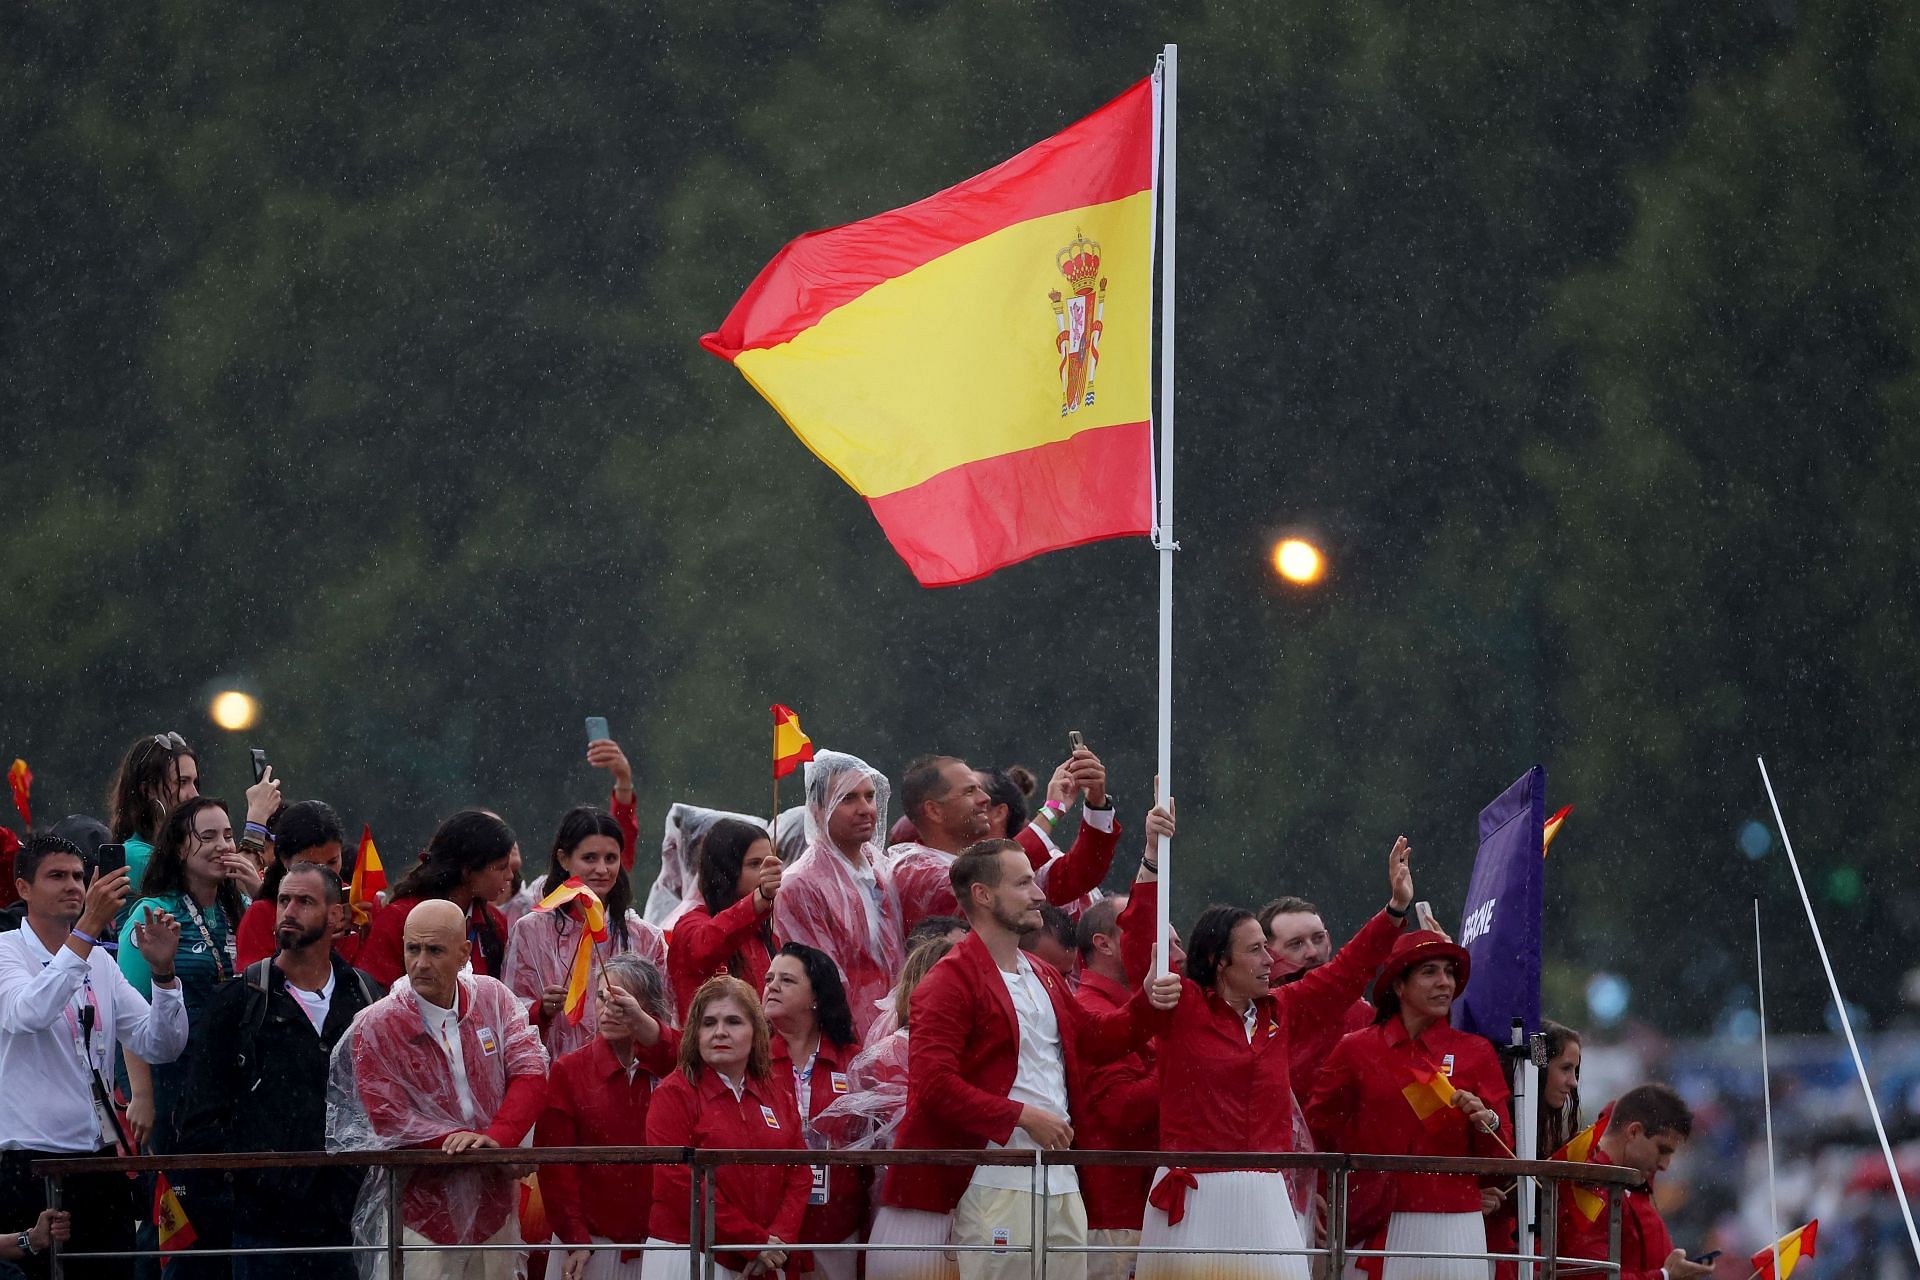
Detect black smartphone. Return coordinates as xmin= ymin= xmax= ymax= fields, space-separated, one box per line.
xmin=1688 ymin=1252 xmax=1720 ymax=1265
xmin=250 ymin=748 xmax=269 ymax=783
xmin=94 ymin=843 xmax=127 ymax=878
xmin=585 ymin=716 xmax=610 ymax=744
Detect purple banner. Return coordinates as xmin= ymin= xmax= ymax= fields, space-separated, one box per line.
xmin=1453 ymin=766 xmax=1544 ymax=1044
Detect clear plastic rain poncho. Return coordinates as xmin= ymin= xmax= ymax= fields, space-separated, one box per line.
xmin=326 ymin=974 xmax=549 ymax=1273
xmin=642 ymin=802 xmax=770 ymax=927
xmin=771 ymin=750 xmax=906 ymax=1042
xmin=812 ymin=1026 xmax=910 ymax=1153
xmin=501 ymin=903 xmax=671 ymax=1058
xmin=773 ymin=803 xmax=808 ymax=864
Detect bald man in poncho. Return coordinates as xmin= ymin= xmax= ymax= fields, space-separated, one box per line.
xmin=327 ymin=900 xmax=548 ymax=1280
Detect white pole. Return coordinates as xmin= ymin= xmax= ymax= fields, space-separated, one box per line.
xmin=1515 ymin=1051 xmax=1539 ymax=1280
xmin=1755 ymin=900 xmax=1782 ymax=1280
xmin=1757 ymin=756 xmax=1920 ymax=1268
xmin=1153 ymin=43 xmax=1177 ymax=980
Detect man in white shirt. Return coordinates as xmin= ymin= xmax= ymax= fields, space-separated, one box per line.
xmin=0 ymin=834 xmax=185 ymax=1278
xmin=888 ymin=841 xmax=1179 ymax=1280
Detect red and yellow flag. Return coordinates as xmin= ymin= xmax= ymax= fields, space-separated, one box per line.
xmin=702 ymin=77 xmax=1158 ymax=586
xmin=1751 ymin=1219 xmax=1818 ymax=1279
xmin=773 ymin=704 xmax=815 ymax=779
xmin=1402 ymin=1064 xmax=1459 ymax=1129
xmin=1542 ymin=804 xmax=1572 ymax=857
xmin=536 ymin=877 xmax=609 ymax=1025
xmin=7 ymin=759 xmax=30 ymax=829
xmin=155 ymin=1172 xmax=197 ymax=1251
xmin=349 ymin=825 xmax=387 ymax=928
xmin=1550 ymin=1107 xmax=1611 ymax=1223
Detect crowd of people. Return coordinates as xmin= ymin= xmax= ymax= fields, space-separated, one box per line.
xmin=0 ymin=729 xmax=1724 ymax=1280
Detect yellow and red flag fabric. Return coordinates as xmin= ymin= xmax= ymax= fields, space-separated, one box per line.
xmin=155 ymin=1172 xmax=197 ymax=1251
xmin=1541 ymin=803 xmax=1572 ymax=857
xmin=1550 ymin=1105 xmax=1612 ymax=1223
xmin=1402 ymin=1063 xmax=1459 ymax=1129
xmin=349 ymin=825 xmax=387 ymax=928
xmin=535 ymin=877 xmax=610 ymax=1025
xmin=7 ymin=759 xmax=29 ymax=829
xmin=1751 ymin=1219 xmax=1818 ymax=1279
xmin=773 ymin=704 xmax=815 ymax=779
xmin=702 ymin=77 xmax=1158 ymax=587
xmin=518 ymin=1171 xmax=551 ymax=1244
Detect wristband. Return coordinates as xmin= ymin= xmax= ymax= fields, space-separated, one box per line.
xmin=1044 ymin=800 xmax=1066 ymax=814
xmin=245 ymin=821 xmax=270 ymax=837
xmin=70 ymin=928 xmax=105 ymax=948
xmin=151 ymin=972 xmax=177 ymax=984
xmin=1141 ymin=857 xmax=1159 ymax=875
xmin=1385 ymin=902 xmax=1409 ymax=919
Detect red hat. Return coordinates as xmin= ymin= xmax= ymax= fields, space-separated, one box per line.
xmin=1375 ymin=929 xmax=1472 ymax=995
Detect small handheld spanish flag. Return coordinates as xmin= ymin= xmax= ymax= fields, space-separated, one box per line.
xmin=1751 ymin=1219 xmax=1818 ymax=1279
xmin=348 ymin=825 xmax=387 ymax=928
xmin=1401 ymin=1064 xmax=1458 ymax=1129
xmin=1550 ymin=1105 xmax=1612 ymax=1223
xmin=535 ymin=877 xmax=610 ymax=1025
xmin=773 ymin=705 xmax=814 ymax=779
xmin=1541 ymin=803 xmax=1572 ymax=857
xmin=155 ymin=1172 xmax=197 ymax=1252
xmin=7 ymin=759 xmax=30 ymax=829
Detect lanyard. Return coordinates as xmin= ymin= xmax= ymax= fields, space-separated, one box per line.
xmin=792 ymin=1049 xmax=819 ymax=1123
xmin=38 ymin=953 xmax=105 ymax=1073
xmin=178 ymin=894 xmax=235 ymax=980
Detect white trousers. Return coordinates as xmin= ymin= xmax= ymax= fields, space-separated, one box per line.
xmin=1087 ymin=1227 xmax=1140 ymax=1280
xmin=398 ymin=1220 xmax=521 ymax=1280
xmin=952 ymin=1185 xmax=1088 ymax=1280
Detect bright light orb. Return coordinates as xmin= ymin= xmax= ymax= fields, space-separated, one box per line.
xmin=1272 ymin=538 xmax=1325 ymax=585
xmin=210 ymin=691 xmax=259 ymax=732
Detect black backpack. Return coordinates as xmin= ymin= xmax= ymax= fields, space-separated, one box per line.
xmin=235 ymin=957 xmax=380 ymax=1088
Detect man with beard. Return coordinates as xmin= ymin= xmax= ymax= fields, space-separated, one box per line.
xmin=176 ymin=864 xmax=379 ymax=1279
xmin=891 ymin=752 xmax=1121 ymax=936
xmin=887 ymin=841 xmax=1181 ymax=1280
xmin=1257 ymin=895 xmax=1378 ymax=1102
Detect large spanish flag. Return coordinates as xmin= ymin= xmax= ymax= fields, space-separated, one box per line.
xmin=702 ymin=76 xmax=1158 ymax=586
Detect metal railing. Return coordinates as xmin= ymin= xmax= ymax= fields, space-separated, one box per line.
xmin=32 ymin=1146 xmax=1642 ymax=1278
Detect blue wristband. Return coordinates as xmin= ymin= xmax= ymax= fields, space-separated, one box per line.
xmin=70 ymin=928 xmax=103 ymax=947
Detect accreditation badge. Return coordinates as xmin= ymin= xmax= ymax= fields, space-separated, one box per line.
xmin=760 ymin=1104 xmax=781 ymax=1129
xmin=477 ymin=1027 xmax=499 ymax=1056
xmin=830 ymin=1071 xmax=850 ymax=1095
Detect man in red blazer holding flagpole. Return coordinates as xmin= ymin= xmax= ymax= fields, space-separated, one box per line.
xmin=885 ymin=838 xmax=1180 ymax=1280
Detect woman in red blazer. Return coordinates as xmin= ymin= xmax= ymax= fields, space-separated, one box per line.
xmin=1305 ymin=932 xmax=1512 ymax=1280
xmin=536 ymin=953 xmax=680 ymax=1280
xmin=643 ymin=975 xmax=811 ymax=1280
xmin=668 ymin=820 xmax=783 ymax=1020
xmin=764 ymin=943 xmax=865 ymax=1280
xmin=1117 ymin=808 xmax=1413 ymax=1280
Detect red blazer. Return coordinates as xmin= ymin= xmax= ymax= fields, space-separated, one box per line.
xmin=358 ymin=896 xmax=509 ymax=988
xmin=1304 ymin=1016 xmax=1511 ymax=1243
xmin=1558 ymin=1147 xmax=1668 ymax=1280
xmin=1072 ymin=970 xmax=1159 ymax=1230
xmin=1120 ymin=881 xmax=1400 ymax=1157
xmin=884 ymin=930 xmax=1163 ymax=1214
xmin=771 ymin=1035 xmax=866 ymax=1246
xmin=535 ymin=1031 xmax=681 ymax=1247
xmin=892 ymin=813 xmax=1123 ymax=936
xmin=646 ymin=1066 xmax=811 ymax=1272
xmin=668 ymin=895 xmax=777 ymax=1022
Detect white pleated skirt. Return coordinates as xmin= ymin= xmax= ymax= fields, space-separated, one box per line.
xmin=1343 ymin=1212 xmax=1490 ymax=1280
xmin=545 ymin=1236 xmax=647 ymax=1280
xmin=637 ymin=1238 xmax=744 ymax=1280
xmin=866 ymin=1207 xmax=958 ymax=1280
xmin=1136 ymin=1170 xmax=1310 ymax=1280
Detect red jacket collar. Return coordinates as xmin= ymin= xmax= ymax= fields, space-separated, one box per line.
xmin=1380 ymin=1013 xmax=1452 ymax=1049
xmin=693 ymin=1064 xmax=776 ymax=1108
xmin=770 ymin=1034 xmax=855 ymax=1070
xmin=1077 ymin=969 xmax=1131 ymax=1006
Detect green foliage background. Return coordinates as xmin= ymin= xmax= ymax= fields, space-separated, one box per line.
xmin=5 ymin=0 xmax=1915 ymax=1035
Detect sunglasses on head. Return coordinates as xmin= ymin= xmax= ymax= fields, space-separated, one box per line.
xmin=149 ymin=731 xmax=188 ymax=753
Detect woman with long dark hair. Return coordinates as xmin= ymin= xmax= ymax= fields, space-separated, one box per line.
xmin=764 ymin=942 xmax=863 ymax=1280
xmin=666 ymin=818 xmax=782 ymax=1020
xmin=504 ymin=806 xmax=669 ymax=1059
xmin=357 ymin=810 xmax=517 ymax=987
xmin=104 ymin=732 xmax=200 ymax=890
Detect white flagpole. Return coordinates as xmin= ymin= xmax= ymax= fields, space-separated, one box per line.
xmin=1755 ymin=900 xmax=1782 ymax=1280
xmin=1757 ymin=756 xmax=1920 ymax=1268
xmin=1153 ymin=43 xmax=1178 ymax=979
